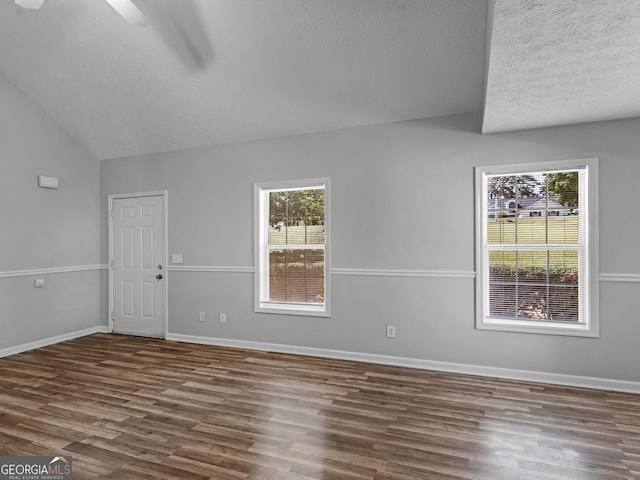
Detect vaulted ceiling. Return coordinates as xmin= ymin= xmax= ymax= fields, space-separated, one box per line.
xmin=0 ymin=0 xmax=638 ymax=160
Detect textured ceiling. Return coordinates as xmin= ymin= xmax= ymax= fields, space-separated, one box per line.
xmin=0 ymin=0 xmax=485 ymax=159
xmin=0 ymin=0 xmax=638 ymax=159
xmin=483 ymin=0 xmax=640 ymax=133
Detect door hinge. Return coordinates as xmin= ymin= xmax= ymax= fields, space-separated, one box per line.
xmin=110 ymin=261 xmax=114 ymax=269
xmin=110 ymin=209 xmax=115 ymax=217
xmin=111 ymin=312 xmax=115 ymax=321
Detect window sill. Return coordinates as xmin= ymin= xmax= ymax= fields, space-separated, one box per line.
xmin=256 ymin=302 xmax=331 ymax=318
xmin=477 ymin=317 xmax=598 ymax=337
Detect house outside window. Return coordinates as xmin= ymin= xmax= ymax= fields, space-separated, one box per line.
xmin=475 ymin=159 xmax=599 ymax=336
xmin=254 ymin=178 xmax=330 ymax=316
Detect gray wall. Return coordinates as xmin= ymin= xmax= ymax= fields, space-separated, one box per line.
xmin=101 ymin=113 xmax=640 ymax=383
xmin=0 ymin=74 xmax=101 ymax=349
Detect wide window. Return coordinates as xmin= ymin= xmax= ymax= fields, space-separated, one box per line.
xmin=475 ymin=159 xmax=598 ymax=336
xmin=254 ymin=178 xmax=330 ymax=316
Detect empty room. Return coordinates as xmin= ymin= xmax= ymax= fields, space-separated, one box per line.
xmin=1 ymin=0 xmax=639 ymax=479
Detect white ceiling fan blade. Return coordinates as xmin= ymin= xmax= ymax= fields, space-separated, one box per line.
xmin=135 ymin=0 xmax=214 ymax=71
xmin=104 ymin=0 xmax=148 ymax=27
xmin=14 ymin=0 xmax=45 ymax=9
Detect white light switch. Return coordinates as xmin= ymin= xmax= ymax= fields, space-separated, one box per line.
xmin=38 ymin=175 xmax=59 ymax=189
xmin=171 ymin=254 xmax=184 ymax=264
xmin=34 ymin=278 xmax=45 ymax=288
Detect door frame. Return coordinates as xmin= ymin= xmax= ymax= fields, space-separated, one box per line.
xmin=108 ymin=190 xmax=169 ymax=336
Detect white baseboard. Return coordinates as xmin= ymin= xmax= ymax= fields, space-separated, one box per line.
xmin=0 ymin=325 xmax=109 ymax=358
xmin=166 ymin=332 xmax=640 ymax=394
xmin=3 ymin=328 xmax=637 ymax=394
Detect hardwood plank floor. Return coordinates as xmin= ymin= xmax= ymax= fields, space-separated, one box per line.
xmin=0 ymin=333 xmax=638 ymax=479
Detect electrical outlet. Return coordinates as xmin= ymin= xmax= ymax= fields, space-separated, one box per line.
xmin=219 ymin=313 xmax=227 ymax=324
xmin=386 ymin=325 xmax=396 ymax=338
xmin=199 ymin=312 xmax=206 ymax=322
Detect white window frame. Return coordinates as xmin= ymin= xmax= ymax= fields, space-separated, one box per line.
xmin=475 ymin=158 xmax=599 ymax=337
xmin=254 ymin=177 xmax=331 ymax=317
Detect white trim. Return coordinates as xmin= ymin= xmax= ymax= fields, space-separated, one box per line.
xmin=165 ymin=265 xmax=476 ymax=279
xmin=108 ymin=190 xmax=169 ymax=336
xmin=478 ymin=158 xmax=597 ymax=176
xmin=475 ymin=158 xmax=600 ymax=337
xmin=254 ymin=177 xmax=331 ymax=317
xmin=333 ymin=268 xmax=475 ymax=278
xmin=478 ymin=318 xmax=600 ymax=337
xmin=0 ymin=265 xmax=105 ymax=278
xmin=162 ymin=265 xmax=640 ymax=283
xmin=168 ymin=265 xmax=255 ymax=273
xmin=4 ymin=329 xmax=637 ymax=394
xmin=599 ymin=273 xmax=640 ymax=283
xmin=165 ymin=333 xmax=640 ymax=394
xmin=0 ymin=326 xmax=108 ymax=359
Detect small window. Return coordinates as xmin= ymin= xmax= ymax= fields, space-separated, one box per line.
xmin=254 ymin=178 xmax=330 ymax=316
xmin=475 ymin=159 xmax=598 ymax=336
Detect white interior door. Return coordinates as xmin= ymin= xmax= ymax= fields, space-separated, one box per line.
xmin=111 ymin=195 xmax=165 ymax=337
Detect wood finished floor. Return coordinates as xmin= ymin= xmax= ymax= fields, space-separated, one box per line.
xmin=0 ymin=334 xmax=638 ymax=480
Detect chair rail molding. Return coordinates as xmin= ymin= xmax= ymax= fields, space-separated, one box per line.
xmin=0 ymin=264 xmax=106 ymax=278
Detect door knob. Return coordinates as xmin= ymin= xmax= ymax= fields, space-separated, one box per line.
xmin=156 ymin=274 xmax=163 ymax=280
